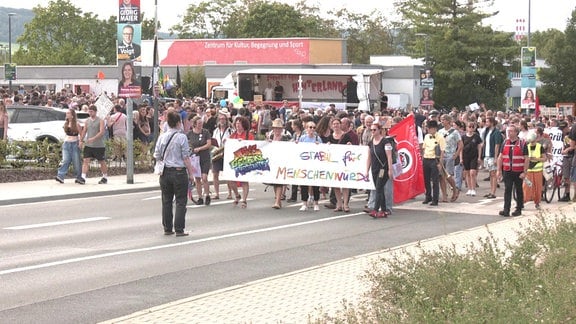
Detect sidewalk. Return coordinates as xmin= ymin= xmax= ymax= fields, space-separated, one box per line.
xmin=0 ymin=173 xmax=160 ymax=206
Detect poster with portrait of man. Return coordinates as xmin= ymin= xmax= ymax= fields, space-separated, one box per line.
xmin=119 ymin=0 xmax=140 ymax=23
xmin=117 ymin=23 xmax=142 ymax=63
xmin=419 ymin=68 xmax=434 ymax=88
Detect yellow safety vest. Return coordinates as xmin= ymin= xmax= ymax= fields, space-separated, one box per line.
xmin=527 ymin=142 xmax=543 ymax=172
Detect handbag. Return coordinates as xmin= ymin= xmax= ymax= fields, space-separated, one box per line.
xmin=392 ymin=160 xmax=403 ymax=178
xmin=189 ymin=154 xmax=201 ymax=178
xmin=154 ymin=132 xmax=177 ymax=175
xmin=372 ymin=142 xmax=388 ymax=179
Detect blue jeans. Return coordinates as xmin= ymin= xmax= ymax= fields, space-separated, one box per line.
xmin=160 ymin=168 xmax=189 ymax=233
xmin=454 ymin=163 xmax=464 ymax=191
xmin=57 ymin=141 xmax=82 ymax=179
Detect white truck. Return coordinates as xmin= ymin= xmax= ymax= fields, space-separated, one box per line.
xmin=209 ymin=68 xmax=385 ymax=110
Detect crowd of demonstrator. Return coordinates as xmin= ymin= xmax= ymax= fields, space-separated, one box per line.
xmin=3 ymin=85 xmax=576 ymax=233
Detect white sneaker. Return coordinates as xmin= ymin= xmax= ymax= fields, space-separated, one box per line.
xmin=313 ymin=204 xmax=320 ymax=211
xmin=299 ymin=205 xmax=308 ymax=211
xmin=470 ymin=190 xmax=476 ymax=196
xmin=465 ymin=190 xmax=472 ymax=196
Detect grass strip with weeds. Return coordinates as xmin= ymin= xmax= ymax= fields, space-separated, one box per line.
xmin=311 ymin=211 xmax=576 ymax=323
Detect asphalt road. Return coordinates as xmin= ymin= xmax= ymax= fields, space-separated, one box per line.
xmin=0 ymin=183 xmax=539 ymax=323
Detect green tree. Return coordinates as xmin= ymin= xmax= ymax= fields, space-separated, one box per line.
xmin=396 ymin=0 xmax=517 ymax=110
xmin=181 ymin=67 xmax=206 ymax=98
xmin=141 ymin=15 xmax=161 ymax=40
xmin=240 ymin=2 xmax=311 ymax=38
xmin=170 ymin=0 xmax=238 ymax=38
xmin=536 ymin=11 xmax=576 ymax=105
xmin=330 ymin=9 xmax=394 ymax=63
xmin=13 ymin=0 xmax=116 ymax=65
xmin=527 ymin=29 xmax=564 ymax=61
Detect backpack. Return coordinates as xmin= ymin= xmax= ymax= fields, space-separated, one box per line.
xmin=261 ymin=109 xmax=272 ymax=129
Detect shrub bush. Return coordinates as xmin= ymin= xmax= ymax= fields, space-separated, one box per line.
xmin=311 ymin=213 xmax=576 ymax=323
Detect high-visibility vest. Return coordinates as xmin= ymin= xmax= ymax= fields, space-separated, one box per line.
xmin=501 ymin=139 xmax=525 ymax=172
xmin=527 ymin=142 xmax=543 ymax=172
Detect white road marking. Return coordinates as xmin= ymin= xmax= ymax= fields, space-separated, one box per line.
xmin=144 ymin=188 xmax=257 ymax=201
xmin=0 ymin=212 xmax=364 ymax=276
xmin=4 ymin=217 xmax=111 ymax=230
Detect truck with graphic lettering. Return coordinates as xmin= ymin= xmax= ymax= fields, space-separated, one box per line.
xmin=209 ymin=68 xmax=385 ymax=111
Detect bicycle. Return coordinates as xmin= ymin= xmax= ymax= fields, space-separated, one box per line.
xmin=542 ymin=161 xmax=563 ymax=203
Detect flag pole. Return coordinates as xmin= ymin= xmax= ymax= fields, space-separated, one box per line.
xmin=152 ymin=0 xmax=160 ymax=144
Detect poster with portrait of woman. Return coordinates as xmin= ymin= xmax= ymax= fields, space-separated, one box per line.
xmin=118 ymin=61 xmax=142 ymax=99
xmin=420 ymin=87 xmax=434 ymax=107
xmin=521 ymin=87 xmax=536 ymax=109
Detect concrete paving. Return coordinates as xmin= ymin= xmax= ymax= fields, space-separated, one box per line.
xmin=1 ymin=173 xmax=574 ymax=323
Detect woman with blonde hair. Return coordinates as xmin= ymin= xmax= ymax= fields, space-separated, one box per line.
xmin=327 ymin=118 xmax=352 ymax=212
xmin=187 ymin=115 xmax=212 ymax=205
xmin=228 ymin=116 xmax=254 ymax=208
xmin=55 ymin=108 xmax=84 ymax=184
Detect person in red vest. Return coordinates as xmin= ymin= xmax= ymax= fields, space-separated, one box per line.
xmin=496 ymin=125 xmax=529 ymax=217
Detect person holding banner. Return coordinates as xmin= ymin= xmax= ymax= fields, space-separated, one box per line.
xmin=366 ymin=122 xmax=393 ymax=218
xmin=297 ymin=121 xmax=324 ymax=212
xmin=327 ymin=118 xmax=353 ymax=212
xmin=228 ymin=116 xmax=254 ymax=208
xmin=269 ymin=119 xmax=292 ymax=209
xmin=211 ymin=109 xmax=233 ymax=200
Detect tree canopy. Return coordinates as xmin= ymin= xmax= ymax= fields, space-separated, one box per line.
xmin=537 ymin=10 xmax=576 ymax=106
xmin=13 ymin=0 xmax=116 ymax=65
xmin=395 ymin=0 xmax=518 ymax=110
xmin=6 ymin=0 xmax=576 ymax=108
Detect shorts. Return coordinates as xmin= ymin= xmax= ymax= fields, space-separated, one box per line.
xmin=442 ymin=156 xmax=455 ymax=176
xmin=212 ymin=158 xmax=224 ymax=172
xmin=463 ymin=155 xmax=479 ymax=171
xmin=562 ymin=156 xmax=572 ymax=180
xmin=83 ymin=146 xmax=106 ymax=161
xmin=483 ymin=157 xmax=497 ymax=172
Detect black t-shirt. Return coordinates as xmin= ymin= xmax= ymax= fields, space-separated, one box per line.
xmin=569 ymin=124 xmax=576 ymax=142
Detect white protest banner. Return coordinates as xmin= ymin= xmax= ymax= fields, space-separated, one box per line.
xmin=221 ymin=140 xmax=375 ymax=190
xmin=94 ymin=94 xmax=115 ymax=120
xmin=544 ymin=126 xmax=564 ymax=165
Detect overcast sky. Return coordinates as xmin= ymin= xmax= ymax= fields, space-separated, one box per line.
xmin=2 ymin=0 xmax=573 ymax=33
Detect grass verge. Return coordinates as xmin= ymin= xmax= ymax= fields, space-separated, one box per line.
xmin=311 ymin=211 xmax=576 ymax=323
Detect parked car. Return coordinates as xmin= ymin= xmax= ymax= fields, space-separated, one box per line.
xmin=7 ymin=105 xmax=89 ymax=143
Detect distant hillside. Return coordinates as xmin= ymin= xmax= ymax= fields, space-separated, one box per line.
xmin=0 ymin=6 xmax=176 ymax=43
xmin=0 ymin=7 xmax=34 ymax=43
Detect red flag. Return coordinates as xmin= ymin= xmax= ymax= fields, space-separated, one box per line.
xmin=389 ymin=115 xmax=425 ymax=204
xmin=535 ymin=95 xmax=540 ymax=118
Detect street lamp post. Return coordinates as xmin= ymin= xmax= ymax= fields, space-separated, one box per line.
xmin=415 ymin=33 xmax=429 ymax=67
xmin=8 ymin=12 xmax=16 ymax=92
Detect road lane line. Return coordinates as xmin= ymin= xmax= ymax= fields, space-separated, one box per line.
xmin=3 ymin=217 xmax=111 ymax=230
xmin=0 ymin=212 xmax=363 ymax=275
xmin=143 ymin=188 xmax=256 ymax=201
